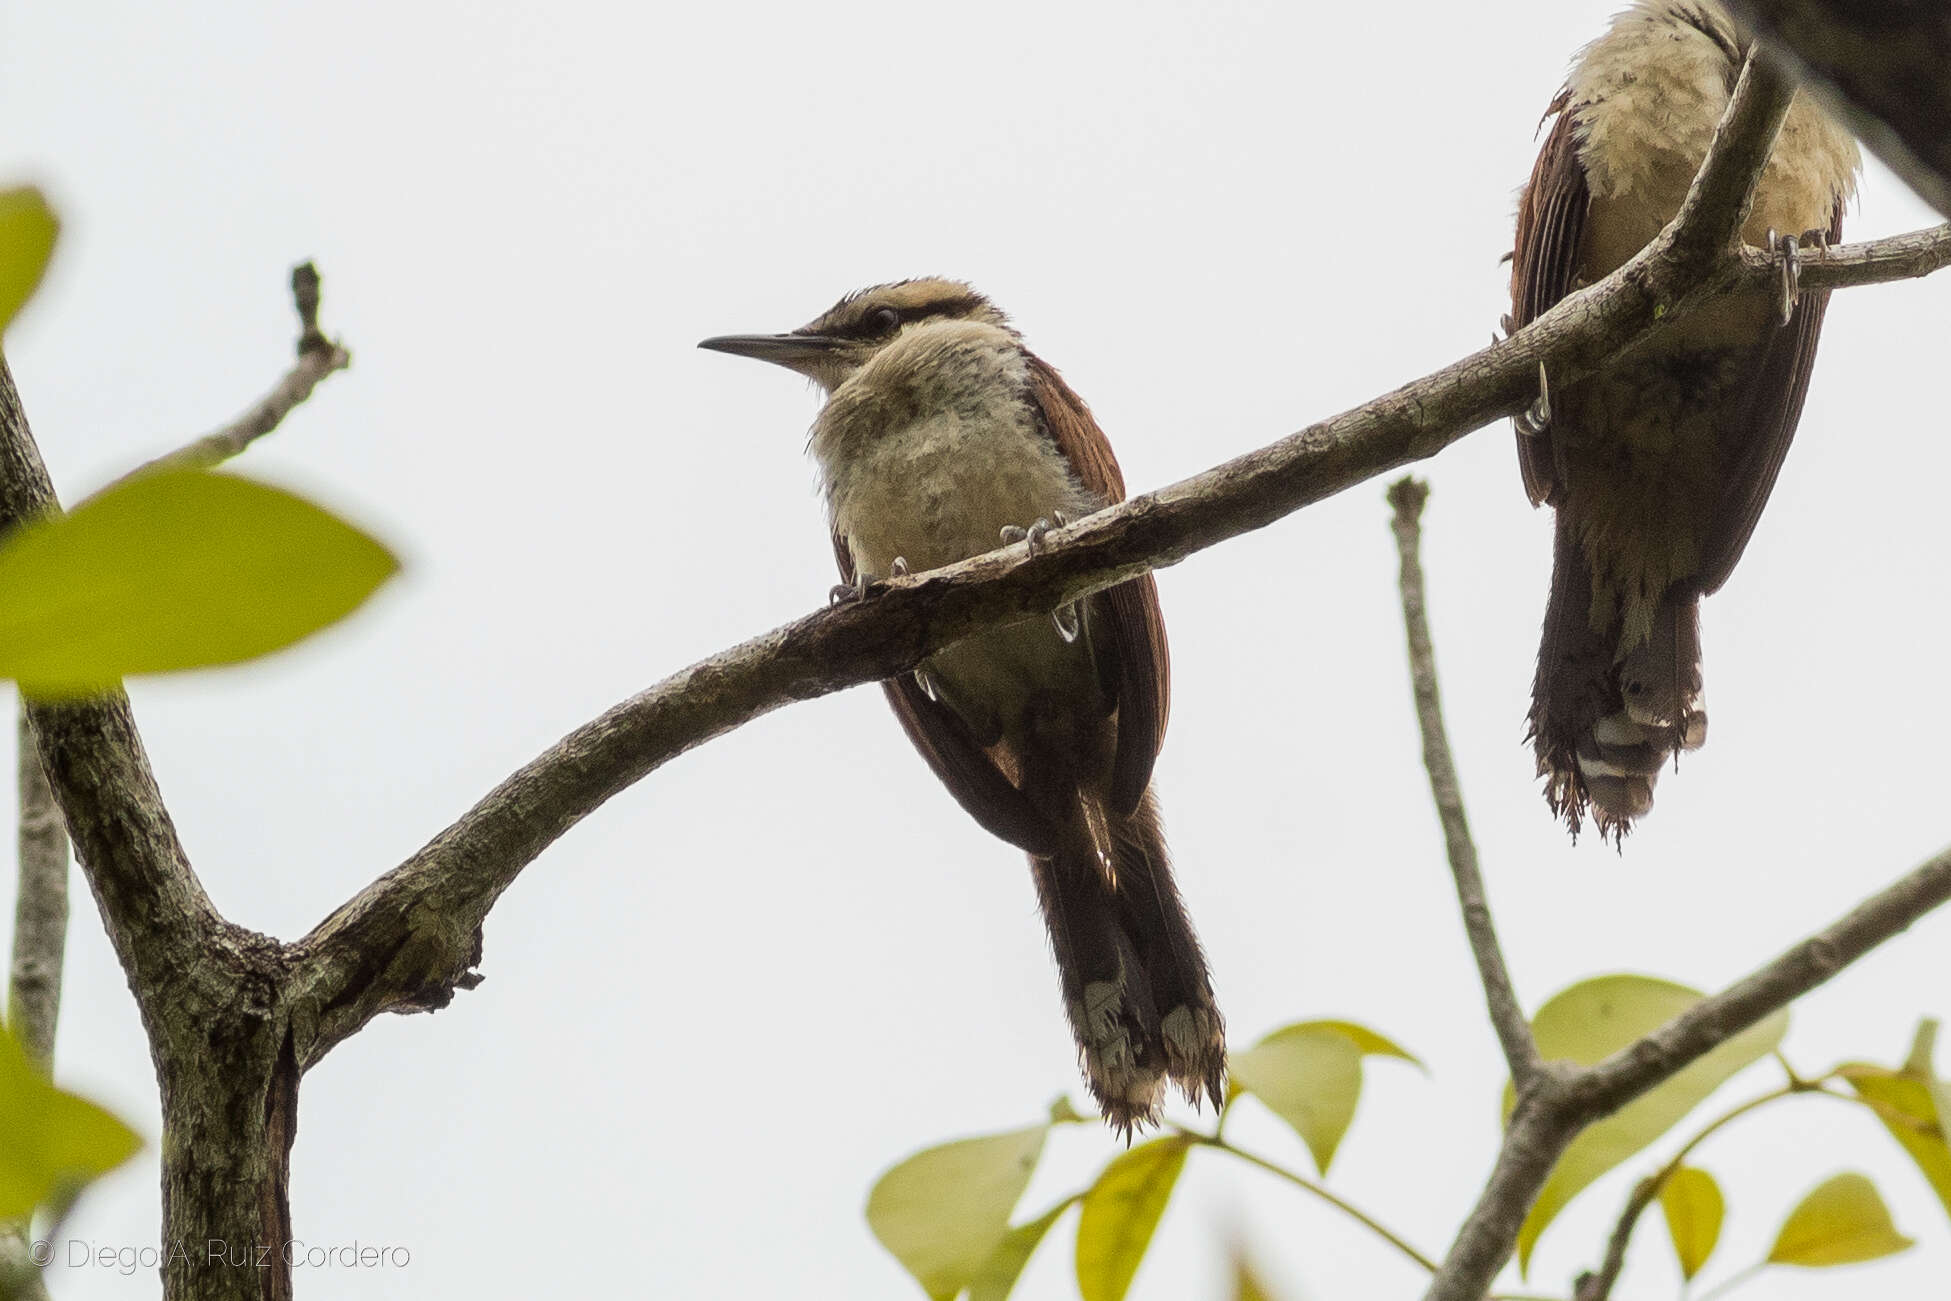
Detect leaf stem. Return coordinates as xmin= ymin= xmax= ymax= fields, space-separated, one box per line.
xmin=1693 ymin=1260 xmax=1764 ymax=1301
xmin=1183 ymin=1130 xmax=1440 ymax=1274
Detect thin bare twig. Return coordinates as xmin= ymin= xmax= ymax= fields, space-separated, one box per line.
xmin=117 ymin=263 xmax=350 ymax=484
xmin=1388 ymin=477 xmax=1541 ymax=1089
xmin=1421 ymin=50 xmax=1803 ymax=1301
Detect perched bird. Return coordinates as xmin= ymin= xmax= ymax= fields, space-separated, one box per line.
xmin=1509 ymin=0 xmax=1858 ymax=840
xmin=699 ymin=279 xmax=1223 ymax=1131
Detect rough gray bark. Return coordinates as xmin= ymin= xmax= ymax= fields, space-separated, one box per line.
xmin=9 ymin=709 xmax=67 ymax=1073
xmin=0 ymin=710 xmax=67 ymax=1301
xmin=1730 ymin=0 xmax=1951 ymax=218
xmin=0 ymin=267 xmax=342 ymax=1301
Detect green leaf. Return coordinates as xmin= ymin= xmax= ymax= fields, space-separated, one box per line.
xmin=1300 ymin=1019 xmax=1425 ymax=1071
xmin=1048 ymin=1094 xmax=1089 ymax=1126
xmin=0 ymin=468 xmax=399 ymax=698
xmin=967 ymin=1196 xmax=1075 ymax=1301
xmin=1841 ymin=1064 xmax=1951 ymax=1223
xmin=1658 ymin=1166 xmax=1725 ymax=1280
xmin=0 ymin=1022 xmax=142 ymax=1219
xmin=0 ymin=187 xmax=59 ymax=335
xmin=1229 ymin=1248 xmax=1281 ymax=1301
xmin=1767 ymin=1172 xmax=1914 ymax=1267
xmin=1508 ymin=975 xmax=1789 ymax=1273
xmin=1230 ymin=1019 xmax=1420 ymax=1173
xmin=866 ymin=1121 xmax=1048 ymax=1300
xmin=1074 ymin=1135 xmax=1190 ymax=1301
xmin=1902 ymin=1018 xmax=1938 ymax=1077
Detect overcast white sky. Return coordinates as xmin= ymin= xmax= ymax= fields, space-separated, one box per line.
xmin=2 ymin=1 xmax=1947 ymax=1298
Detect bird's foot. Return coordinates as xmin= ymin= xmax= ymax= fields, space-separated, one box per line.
xmin=1767 ymin=227 xmax=1806 ymax=324
xmin=1000 ymin=511 xmax=1069 ymax=554
xmin=827 ymin=556 xmax=910 ymax=606
xmin=1516 ymin=361 xmax=1551 ymax=437
xmin=1001 ymin=514 xmax=1080 ymax=640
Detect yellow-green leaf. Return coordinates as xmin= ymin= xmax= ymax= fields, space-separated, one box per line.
xmin=1902 ymin=1018 xmax=1938 ymax=1077
xmin=0 ymin=468 xmax=398 ymax=697
xmin=1508 ymin=975 xmax=1788 ymax=1273
xmin=1767 ymin=1172 xmax=1914 ymax=1267
xmin=866 ymin=1122 xmax=1048 ymax=1300
xmin=1075 ymin=1135 xmax=1190 ymax=1301
xmin=1841 ymin=1064 xmax=1951 ymax=1222
xmin=0 ymin=187 xmax=59 ymax=335
xmin=1301 ymin=1019 xmax=1425 ymax=1071
xmin=1048 ymin=1094 xmax=1089 ymax=1126
xmin=967 ymin=1197 xmax=1075 ymax=1301
xmin=0 ymin=1022 xmax=141 ymax=1219
xmin=1231 ymin=1019 xmax=1420 ymax=1173
xmin=1658 ymin=1166 xmax=1725 ymax=1280
xmin=1230 ymin=1248 xmax=1281 ymax=1301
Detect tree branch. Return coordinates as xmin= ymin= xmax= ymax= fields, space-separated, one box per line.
xmin=1580 ymin=853 xmax=1951 ymax=1114
xmin=9 ymin=709 xmax=68 ymax=1075
xmin=117 ymin=262 xmax=349 ymax=484
xmin=0 ymin=263 xmax=352 ymax=1301
xmin=1764 ymin=223 xmax=1951 ymax=290
xmin=0 ymin=723 xmax=57 ymax=1301
xmin=1387 ymin=477 xmax=1541 ymax=1089
xmin=1727 ymin=0 xmax=1951 ymax=219
xmin=1426 ymin=847 xmax=1951 ymax=1301
xmin=284 ymin=48 xmax=1950 ymax=1065
xmin=0 ymin=361 xmax=224 ymax=1015
xmin=1416 ymin=53 xmax=1944 ymax=1301
xmin=0 ymin=260 xmax=351 ymax=1031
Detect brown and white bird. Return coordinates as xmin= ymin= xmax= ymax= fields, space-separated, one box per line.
xmin=1509 ymin=0 xmax=1858 ymax=840
xmin=699 ymin=278 xmax=1223 ymax=1131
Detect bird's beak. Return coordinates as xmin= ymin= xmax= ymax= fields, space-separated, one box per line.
xmin=697 ymin=332 xmax=840 ymax=375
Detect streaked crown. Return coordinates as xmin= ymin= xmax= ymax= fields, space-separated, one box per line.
xmin=699 ymin=278 xmax=1012 ymax=393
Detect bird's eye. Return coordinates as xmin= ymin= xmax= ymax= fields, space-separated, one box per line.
xmin=867 ymin=306 xmax=902 ymax=334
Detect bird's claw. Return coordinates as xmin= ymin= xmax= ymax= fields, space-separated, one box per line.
xmin=1001 ymin=512 xmax=1068 ymax=556
xmin=1769 ymin=227 xmax=1804 ymax=325
xmin=1516 ymin=362 xmax=1550 ymax=437
xmin=830 ymin=557 xmax=908 ymax=606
